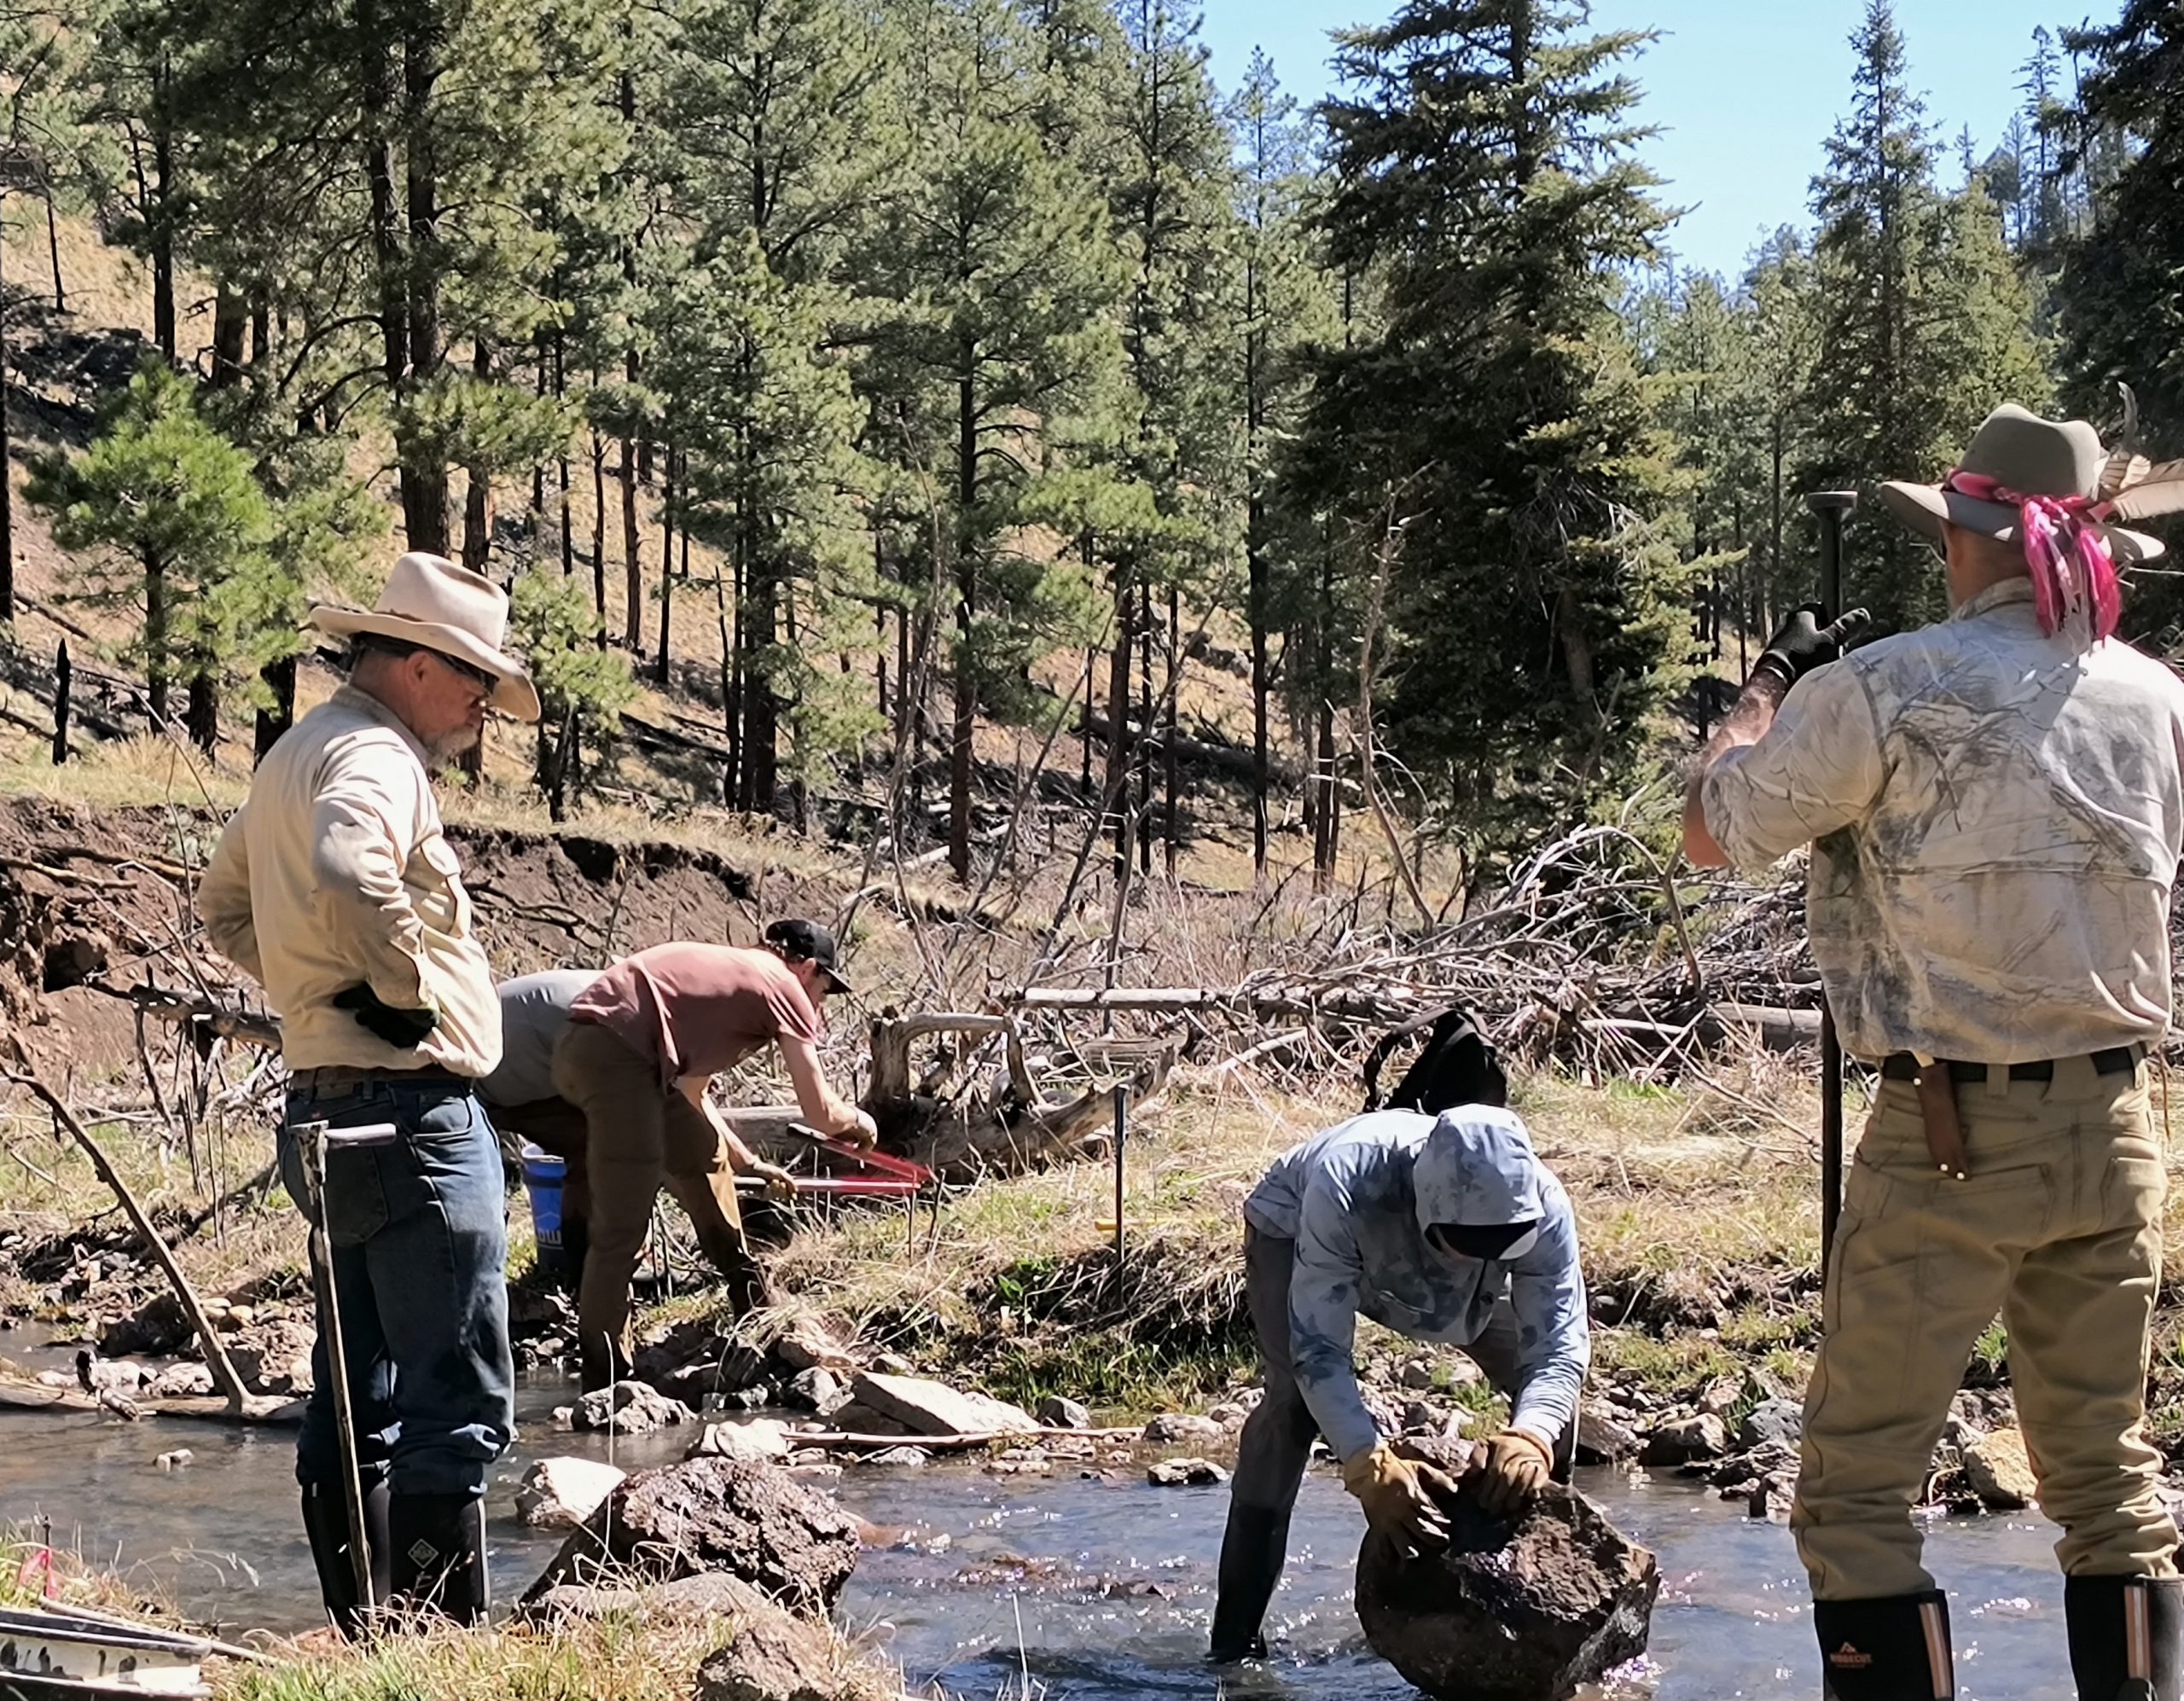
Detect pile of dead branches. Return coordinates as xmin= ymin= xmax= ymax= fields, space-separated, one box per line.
xmin=994 ymin=826 xmax=1819 ymax=1092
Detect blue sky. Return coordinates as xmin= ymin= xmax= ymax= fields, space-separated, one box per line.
xmin=1195 ymin=0 xmax=2079 ymax=282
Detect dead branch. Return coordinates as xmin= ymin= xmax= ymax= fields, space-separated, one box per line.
xmin=4 ymin=1068 xmax=256 ymax=1412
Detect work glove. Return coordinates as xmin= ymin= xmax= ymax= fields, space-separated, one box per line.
xmin=1342 ymin=1442 xmax=1458 ymax=1553
xmin=1470 ymin=1429 xmax=1554 ymax=1518
xmin=1751 ymin=604 xmax=1873 ymax=691
xmin=331 ymin=983 xmax=439 ymax=1050
xmin=750 ymin=1160 xmax=799 ymax=1201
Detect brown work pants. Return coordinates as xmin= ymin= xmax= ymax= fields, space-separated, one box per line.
xmin=1793 ymin=1059 xmax=2178 ymax=1599
xmin=548 ymin=1020 xmax=762 ymax=1390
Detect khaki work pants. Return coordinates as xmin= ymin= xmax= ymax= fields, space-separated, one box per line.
xmin=549 ymin=1020 xmax=761 ymax=1390
xmin=1793 ymin=1059 xmax=2178 ymax=1599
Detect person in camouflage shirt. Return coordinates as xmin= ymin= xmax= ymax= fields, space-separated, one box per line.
xmin=1687 ymin=404 xmax=2184 ymax=1701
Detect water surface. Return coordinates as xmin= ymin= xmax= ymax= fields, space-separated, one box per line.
xmin=0 ymin=1333 xmax=2080 ymax=1698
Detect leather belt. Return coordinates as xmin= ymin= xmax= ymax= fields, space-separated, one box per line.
xmin=1879 ymin=1045 xmax=2146 ymax=1085
xmin=289 ymin=1065 xmax=473 ymax=1090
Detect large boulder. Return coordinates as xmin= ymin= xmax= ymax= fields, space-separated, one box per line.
xmin=1356 ymin=1437 xmax=1658 ymax=1701
xmin=846 ymin=1372 xmax=1035 ymax=1437
xmin=521 ymin=1454 xmax=861 ymax=1621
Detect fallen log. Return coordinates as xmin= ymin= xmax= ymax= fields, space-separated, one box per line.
xmin=0 ymin=1381 xmax=300 ymax=1425
xmin=796 ymin=1425 xmax=1145 ymax=1450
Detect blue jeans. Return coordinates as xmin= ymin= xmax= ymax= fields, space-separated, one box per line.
xmin=279 ymin=1079 xmax=515 ymax=1499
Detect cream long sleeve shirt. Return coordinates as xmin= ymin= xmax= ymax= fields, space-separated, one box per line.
xmin=198 ymin=684 xmax=502 ymax=1076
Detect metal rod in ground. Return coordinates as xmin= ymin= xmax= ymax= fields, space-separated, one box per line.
xmin=1806 ymin=489 xmax=1856 ymax=1271
xmin=299 ymin=1121 xmax=375 ymax=1614
xmin=1112 ymin=1085 xmax=1129 ymax=1274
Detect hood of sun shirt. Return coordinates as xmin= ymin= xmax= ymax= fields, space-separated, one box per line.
xmin=1411 ymin=1105 xmax=1547 ymax=1234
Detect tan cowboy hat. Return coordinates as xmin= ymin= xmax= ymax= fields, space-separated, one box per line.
xmin=310 ymin=553 xmax=542 ymax=722
xmin=1876 ymin=403 xmax=2168 ymax=564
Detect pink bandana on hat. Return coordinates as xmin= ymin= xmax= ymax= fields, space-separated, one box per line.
xmin=1942 ymin=470 xmax=2122 ymax=645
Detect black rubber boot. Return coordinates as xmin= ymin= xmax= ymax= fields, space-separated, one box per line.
xmin=2065 ymin=1576 xmax=2183 ymax=1700
xmin=1208 ymin=1504 xmax=1291 ymax=1663
xmin=389 ymin=1493 xmax=490 ymax=1626
xmin=299 ymin=1477 xmax=389 ymax=1640
xmin=1815 ymin=1591 xmax=1955 ymax=1698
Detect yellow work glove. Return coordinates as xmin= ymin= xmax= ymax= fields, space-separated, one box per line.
xmin=1342 ymin=1442 xmax=1457 ymax=1552
xmin=750 ymin=1161 xmax=799 ymax=1201
xmin=1472 ymin=1429 xmax=1553 ymax=1518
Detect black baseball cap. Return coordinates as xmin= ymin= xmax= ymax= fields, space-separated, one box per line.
xmin=764 ymin=918 xmax=851 ymax=995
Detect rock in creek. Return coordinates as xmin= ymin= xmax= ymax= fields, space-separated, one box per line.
xmin=1037 ymin=1395 xmax=1092 ymax=1431
xmin=847 ymin=1371 xmax=1035 ymax=1438
xmin=1572 ymin=1403 xmax=1641 ymax=1466
xmin=1641 ymin=1414 xmax=1726 ymax=1466
xmin=522 ymin=1455 xmax=860 ymax=1621
xmin=687 ymin=1419 xmax=794 ymax=1464
xmin=1142 ymin=1413 xmax=1224 ymax=1444
xmin=1736 ymin=1398 xmax=1804 ymax=1453
xmin=1356 ymin=1437 xmax=1658 ymax=1701
xmin=855 ymin=1446 xmax=931 ymax=1468
xmin=573 ymin=1379 xmax=696 ymax=1435
xmin=515 ymin=1458 xmax=626 ymax=1530
xmin=1964 ymin=1428 xmax=2039 ymax=1511
xmin=1147 ymin=1457 xmax=1229 ymax=1487
xmin=785 ymin=1367 xmax=850 ymax=1416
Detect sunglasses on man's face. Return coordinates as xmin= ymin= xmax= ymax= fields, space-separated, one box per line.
xmin=428 ymin=650 xmax=498 ymax=699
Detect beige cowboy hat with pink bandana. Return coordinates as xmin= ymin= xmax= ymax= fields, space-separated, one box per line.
xmin=1876 ymin=403 xmax=2184 ymax=643
xmin=310 ymin=552 xmax=541 ymax=722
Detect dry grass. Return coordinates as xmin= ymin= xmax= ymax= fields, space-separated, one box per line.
xmin=213 ymin=1615 xmax=733 ymax=1701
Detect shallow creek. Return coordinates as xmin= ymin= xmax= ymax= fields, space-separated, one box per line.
xmin=0 ymin=1338 xmax=2084 ymax=1698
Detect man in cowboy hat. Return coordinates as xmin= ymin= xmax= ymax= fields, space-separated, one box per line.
xmin=1684 ymin=404 xmax=2184 ymax=1700
xmin=1208 ymin=1014 xmax=1588 ymax=1664
xmin=539 ymin=923 xmax=877 ymax=1390
xmin=200 ymin=551 xmax=539 ymax=1633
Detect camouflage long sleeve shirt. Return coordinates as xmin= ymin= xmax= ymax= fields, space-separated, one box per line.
xmin=1702 ymin=578 xmax=2184 ymax=1062
xmin=1243 ymin=1109 xmax=1589 ymax=1464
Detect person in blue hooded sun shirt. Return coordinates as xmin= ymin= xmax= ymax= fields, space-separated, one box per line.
xmin=1207 ymin=1013 xmax=1590 ymax=1663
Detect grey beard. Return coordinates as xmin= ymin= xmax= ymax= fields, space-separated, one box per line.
xmin=428 ymin=723 xmax=481 ymax=764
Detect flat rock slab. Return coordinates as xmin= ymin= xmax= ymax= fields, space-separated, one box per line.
xmin=521 ymin=1454 xmax=861 ymax=1621
xmin=516 ymin=1457 xmax=626 ymax=1530
xmin=848 ymin=1372 xmax=1035 ymax=1437
xmin=1356 ymin=1437 xmax=1658 ymax=1701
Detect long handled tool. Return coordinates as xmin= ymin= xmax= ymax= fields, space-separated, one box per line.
xmin=293 ymin=1118 xmax=399 ymax=1617
xmin=1804 ymin=491 xmax=1856 ymax=1271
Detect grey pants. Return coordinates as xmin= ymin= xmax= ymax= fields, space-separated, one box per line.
xmin=1210 ymin=1222 xmax=1565 ymax=1657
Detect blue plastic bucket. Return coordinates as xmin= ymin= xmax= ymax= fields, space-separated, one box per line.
xmin=520 ymin=1144 xmax=568 ymax=1271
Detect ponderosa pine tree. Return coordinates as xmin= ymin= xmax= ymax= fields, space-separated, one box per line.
xmin=654 ymin=0 xmax=895 ymax=812
xmin=1801 ymin=0 xmax=2047 ymax=632
xmin=2050 ymin=2 xmax=2184 ymax=452
xmin=26 ymin=363 xmax=272 ymax=740
xmin=1228 ymin=48 xmax=1329 ymax=876
xmin=1303 ymin=0 xmax=1691 ymax=862
xmin=868 ymin=0 xmax=1123 ymax=881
